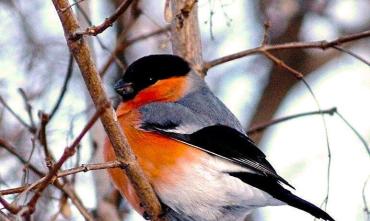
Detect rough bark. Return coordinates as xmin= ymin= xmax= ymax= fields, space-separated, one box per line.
xmin=51 ymin=0 xmax=165 ymax=220
xmin=168 ymin=0 xmax=204 ymax=76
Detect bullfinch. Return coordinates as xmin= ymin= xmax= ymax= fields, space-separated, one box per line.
xmin=104 ymin=54 xmax=335 ymax=221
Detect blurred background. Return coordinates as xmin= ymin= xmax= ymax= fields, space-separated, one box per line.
xmin=0 ymin=0 xmax=369 ymax=221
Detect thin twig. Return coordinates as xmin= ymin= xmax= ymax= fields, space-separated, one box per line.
xmin=262 ymin=51 xmax=303 ymax=79
xmin=335 ymin=111 xmax=370 ymax=156
xmin=49 ymin=54 xmax=74 ymax=121
xmin=0 ymin=96 xmax=36 ymax=133
xmin=261 ymin=20 xmax=271 ymax=46
xmin=19 ymin=138 xmax=36 ymax=201
xmin=362 ymin=176 xmax=369 ymax=219
xmin=72 ymin=0 xmax=135 ymax=38
xmin=262 ymin=50 xmax=332 ymax=211
xmin=1 ymin=185 xmax=31 ymax=196
xmin=37 ymin=111 xmax=53 ymax=169
xmin=247 ymin=107 xmax=337 ymax=135
xmin=301 ymin=79 xmax=331 ymax=211
xmin=99 ymin=26 xmax=170 ymax=77
xmin=0 ymin=161 xmax=123 ymax=196
xmin=207 ymin=0 xmax=215 ymax=40
xmin=247 ymin=103 xmax=369 ymax=186
xmin=247 ymin=107 xmax=369 ymax=180
xmin=18 ymin=88 xmax=36 ymax=129
xmin=0 ymin=138 xmax=93 ymax=220
xmin=204 ymin=29 xmax=370 ymax=71
xmin=74 ymin=1 xmax=126 ymax=70
xmin=98 ymin=0 xmax=142 ymax=76
xmin=0 ymin=139 xmax=43 ymax=177
xmin=0 ymin=194 xmax=20 ymax=214
xmin=332 ymin=45 xmax=370 ymax=66
xmin=24 ymin=102 xmax=109 ymax=217
xmin=60 ymin=160 xmax=125 ymax=177
xmin=0 ymin=210 xmax=13 ymax=221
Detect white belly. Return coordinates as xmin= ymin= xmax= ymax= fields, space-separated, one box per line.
xmin=154 ymin=155 xmax=284 ymax=221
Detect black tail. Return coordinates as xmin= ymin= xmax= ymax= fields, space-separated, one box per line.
xmin=272 ymin=188 xmax=334 ymax=221
xmin=229 ymin=172 xmax=335 ymax=221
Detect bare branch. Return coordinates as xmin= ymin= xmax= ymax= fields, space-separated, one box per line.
xmin=262 ymin=50 xmax=303 ymax=79
xmin=0 ymin=96 xmax=36 ymax=133
xmin=18 ymin=88 xmax=36 ymax=129
xmin=49 ymin=54 xmax=74 ymax=121
xmin=332 ymin=45 xmax=370 ymax=66
xmin=59 ymin=160 xmax=124 ymax=177
xmin=261 ymin=48 xmax=333 ymax=211
xmin=100 ymin=26 xmax=170 ymax=77
xmin=51 ymin=0 xmax=166 ymax=219
xmin=0 ymin=139 xmax=93 ymax=220
xmin=0 ymin=210 xmax=13 ymax=221
xmin=0 ymin=161 xmax=123 ymax=196
xmin=24 ymin=102 xmax=108 ymax=217
xmin=261 ymin=20 xmax=271 ymax=46
xmin=247 ymin=107 xmax=337 ymax=135
xmin=37 ymin=112 xmax=53 ymax=169
xmin=362 ymin=177 xmax=369 ymax=219
xmin=169 ymin=0 xmax=204 ymax=76
xmin=0 ymin=139 xmax=43 ymax=177
xmin=72 ymin=0 xmax=135 ymax=38
xmin=1 ymin=185 xmax=31 ymax=196
xmin=0 ymin=195 xmax=21 ymax=214
xmin=204 ymin=29 xmax=370 ymax=70
xmin=335 ymin=111 xmax=370 ymax=156
xmin=73 ymin=2 xmax=126 ymax=71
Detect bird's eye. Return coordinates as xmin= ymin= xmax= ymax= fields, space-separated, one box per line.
xmin=148 ymin=77 xmax=154 ymax=82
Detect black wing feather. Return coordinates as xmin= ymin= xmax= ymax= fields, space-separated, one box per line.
xmin=150 ymin=124 xmax=293 ymax=188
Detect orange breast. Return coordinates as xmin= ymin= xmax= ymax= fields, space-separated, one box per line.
xmin=103 ymin=76 xmax=204 ymax=214
xmin=104 ymin=111 xmax=204 ymax=214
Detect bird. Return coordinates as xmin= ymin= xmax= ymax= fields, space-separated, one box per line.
xmin=103 ymin=54 xmax=335 ymax=221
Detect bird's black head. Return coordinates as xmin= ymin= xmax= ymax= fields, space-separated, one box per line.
xmin=114 ymin=54 xmax=191 ymax=101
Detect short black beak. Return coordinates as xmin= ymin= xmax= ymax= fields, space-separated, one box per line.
xmin=114 ymin=79 xmax=135 ymax=99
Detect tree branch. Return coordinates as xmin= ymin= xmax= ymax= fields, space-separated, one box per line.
xmin=23 ymin=102 xmax=108 ymax=218
xmin=73 ymin=1 xmax=126 ymax=70
xmin=0 ymin=139 xmax=93 ymax=220
xmin=99 ymin=26 xmax=170 ymax=77
xmin=72 ymin=0 xmax=135 ymax=38
xmin=18 ymin=88 xmax=36 ymax=129
xmin=0 ymin=96 xmax=36 ymax=133
xmin=247 ymin=107 xmax=337 ymax=135
xmin=51 ymin=0 xmax=166 ymax=220
xmin=0 ymin=210 xmax=13 ymax=221
xmin=262 ymin=48 xmax=333 ymax=211
xmin=37 ymin=112 xmax=53 ymax=169
xmin=0 ymin=161 xmax=123 ymax=196
xmin=204 ymin=29 xmax=370 ymax=70
xmin=169 ymin=0 xmax=204 ymax=76
xmin=0 ymin=195 xmax=20 ymax=214
xmin=49 ymin=54 xmax=74 ymax=121
xmin=331 ymin=45 xmax=369 ymax=66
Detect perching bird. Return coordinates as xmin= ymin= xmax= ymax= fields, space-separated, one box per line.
xmin=104 ymin=54 xmax=335 ymax=221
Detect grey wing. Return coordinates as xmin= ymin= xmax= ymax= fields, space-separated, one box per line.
xmin=176 ymin=80 xmax=245 ymax=133
xmin=138 ymin=102 xmax=212 ymax=134
xmin=138 ymin=81 xmax=244 ymax=135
